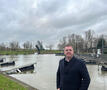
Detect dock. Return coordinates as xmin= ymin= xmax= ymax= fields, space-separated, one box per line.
xmin=2 ymin=62 xmax=37 ymax=75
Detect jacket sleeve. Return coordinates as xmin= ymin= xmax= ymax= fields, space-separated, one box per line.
xmin=79 ymin=61 xmax=91 ymax=90
xmin=56 ymin=62 xmax=60 ymax=89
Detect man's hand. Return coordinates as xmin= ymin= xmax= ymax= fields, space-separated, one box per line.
xmin=57 ymin=88 xmax=60 ymax=90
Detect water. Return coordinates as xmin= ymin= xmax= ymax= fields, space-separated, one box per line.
xmin=0 ymin=54 xmax=107 ymax=90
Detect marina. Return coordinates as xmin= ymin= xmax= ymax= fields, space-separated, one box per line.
xmin=0 ymin=54 xmax=106 ymax=90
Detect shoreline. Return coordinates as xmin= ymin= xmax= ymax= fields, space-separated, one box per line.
xmin=0 ymin=71 xmax=38 ymax=90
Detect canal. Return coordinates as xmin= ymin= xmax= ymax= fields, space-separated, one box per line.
xmin=0 ymin=54 xmax=107 ymax=90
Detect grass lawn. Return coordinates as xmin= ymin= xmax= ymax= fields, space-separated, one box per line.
xmin=0 ymin=50 xmax=36 ymax=55
xmin=0 ymin=49 xmax=63 ymax=55
xmin=0 ymin=74 xmax=28 ymax=90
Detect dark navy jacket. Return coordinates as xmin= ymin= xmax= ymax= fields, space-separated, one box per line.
xmin=57 ymin=56 xmax=90 ymax=90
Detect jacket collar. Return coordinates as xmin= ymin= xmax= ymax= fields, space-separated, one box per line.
xmin=62 ymin=56 xmax=76 ymax=70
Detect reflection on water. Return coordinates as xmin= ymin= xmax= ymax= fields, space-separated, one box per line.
xmin=0 ymin=54 xmax=107 ymax=90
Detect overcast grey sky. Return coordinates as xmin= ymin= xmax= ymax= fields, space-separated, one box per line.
xmin=0 ymin=0 xmax=107 ymax=46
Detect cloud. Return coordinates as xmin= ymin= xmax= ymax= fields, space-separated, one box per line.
xmin=0 ymin=0 xmax=107 ymax=46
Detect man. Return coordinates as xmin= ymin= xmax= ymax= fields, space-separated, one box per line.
xmin=57 ymin=45 xmax=90 ymax=90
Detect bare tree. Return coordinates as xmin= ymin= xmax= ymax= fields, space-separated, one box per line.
xmin=57 ymin=34 xmax=84 ymax=53
xmin=9 ymin=41 xmax=20 ymax=50
xmin=46 ymin=44 xmax=53 ymax=50
xmin=0 ymin=43 xmax=6 ymax=50
xmin=23 ymin=41 xmax=33 ymax=49
xmin=84 ymin=30 xmax=95 ymax=52
xmin=68 ymin=34 xmax=76 ymax=48
xmin=75 ymin=35 xmax=84 ymax=53
xmin=67 ymin=34 xmax=84 ymax=53
xmin=57 ymin=30 xmax=97 ymax=53
xmin=57 ymin=36 xmax=67 ymax=50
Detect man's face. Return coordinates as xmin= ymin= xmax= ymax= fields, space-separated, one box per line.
xmin=64 ymin=46 xmax=74 ymax=58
